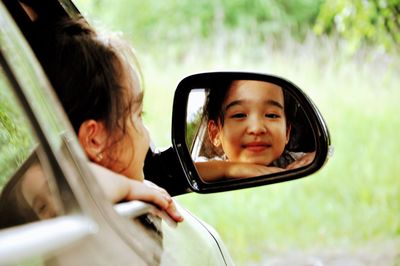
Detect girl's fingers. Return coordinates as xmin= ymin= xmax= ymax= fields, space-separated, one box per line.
xmin=148 ymin=191 xmax=183 ymax=223
xmin=165 ymin=200 xmax=184 ymax=223
xmin=149 ymin=193 xmax=183 ymax=223
xmin=128 ymin=181 xmax=183 ymax=223
xmin=286 ymin=155 xmax=313 ymax=169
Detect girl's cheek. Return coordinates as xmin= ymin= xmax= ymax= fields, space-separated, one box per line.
xmin=144 ymin=128 xmax=151 ymax=148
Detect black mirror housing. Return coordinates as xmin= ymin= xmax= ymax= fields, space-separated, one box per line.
xmin=171 ymin=72 xmax=332 ymax=193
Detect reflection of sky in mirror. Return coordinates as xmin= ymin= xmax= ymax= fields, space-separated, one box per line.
xmin=187 ymin=89 xmax=206 ymax=122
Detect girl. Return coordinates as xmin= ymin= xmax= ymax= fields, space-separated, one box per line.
xmin=39 ymin=18 xmax=183 ymax=223
xmin=196 ymin=80 xmax=314 ymax=181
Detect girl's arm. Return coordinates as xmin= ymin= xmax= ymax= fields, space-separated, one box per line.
xmin=195 ymin=161 xmax=284 ymax=182
xmin=286 ymin=151 xmax=316 ymax=170
xmin=88 ymin=163 xmax=183 ymax=223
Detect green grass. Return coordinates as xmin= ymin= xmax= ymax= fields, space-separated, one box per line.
xmin=140 ymin=34 xmax=400 ymax=263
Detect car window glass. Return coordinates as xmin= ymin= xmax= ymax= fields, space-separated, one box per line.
xmin=0 ymin=70 xmax=34 ymax=183
xmin=0 ymin=66 xmax=63 ymax=229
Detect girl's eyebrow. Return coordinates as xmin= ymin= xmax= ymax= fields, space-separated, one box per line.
xmin=224 ymin=100 xmax=242 ymax=111
xmin=265 ymin=99 xmax=284 ymax=109
xmin=224 ymin=99 xmax=284 ymax=111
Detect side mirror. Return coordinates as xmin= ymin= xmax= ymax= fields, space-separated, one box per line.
xmin=172 ymin=72 xmax=332 ymax=193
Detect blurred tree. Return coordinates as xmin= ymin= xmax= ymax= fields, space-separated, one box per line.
xmin=76 ymin=0 xmax=323 ymax=46
xmin=314 ymin=0 xmax=400 ymax=53
xmin=216 ymin=0 xmax=324 ymax=39
xmin=185 ymin=109 xmax=203 ymax=150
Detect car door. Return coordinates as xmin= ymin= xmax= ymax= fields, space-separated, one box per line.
xmin=0 ymin=2 xmax=167 ymax=264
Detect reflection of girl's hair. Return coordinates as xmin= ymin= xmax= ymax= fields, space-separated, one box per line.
xmin=203 ymin=79 xmax=234 ymax=127
xmin=199 ymin=80 xmax=231 ymax=158
xmin=0 ymin=151 xmax=39 ymax=229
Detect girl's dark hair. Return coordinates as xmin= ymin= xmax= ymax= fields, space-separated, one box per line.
xmin=0 ymin=152 xmax=39 ymax=229
xmin=203 ymin=79 xmax=233 ymax=127
xmin=35 ymin=17 xmax=141 ymax=154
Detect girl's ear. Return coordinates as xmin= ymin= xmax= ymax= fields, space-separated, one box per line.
xmin=78 ymin=120 xmax=108 ymax=163
xmin=208 ymin=120 xmax=221 ymax=147
xmin=285 ymin=124 xmax=292 ymax=144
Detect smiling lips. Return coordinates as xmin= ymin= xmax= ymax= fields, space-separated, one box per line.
xmin=243 ymin=142 xmax=271 ymax=152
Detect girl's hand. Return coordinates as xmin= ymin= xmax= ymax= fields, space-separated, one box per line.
xmin=286 ymin=151 xmax=316 ymax=170
xmin=127 ymin=180 xmax=184 ymax=223
xmin=89 ymin=163 xmax=183 ymax=223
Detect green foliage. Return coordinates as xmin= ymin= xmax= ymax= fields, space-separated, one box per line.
xmin=76 ymin=0 xmax=323 ymax=48
xmin=185 ymin=109 xmax=203 ymax=149
xmin=314 ymin=0 xmax=400 ymax=53
xmin=0 ymin=77 xmax=33 ymax=187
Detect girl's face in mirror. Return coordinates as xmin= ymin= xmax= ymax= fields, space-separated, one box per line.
xmin=209 ymin=80 xmax=290 ymax=165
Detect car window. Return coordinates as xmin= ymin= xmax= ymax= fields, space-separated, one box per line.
xmin=0 ymin=66 xmax=64 ymax=228
xmin=0 ymin=69 xmax=34 ymax=185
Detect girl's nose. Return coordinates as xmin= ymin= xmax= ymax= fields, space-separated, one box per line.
xmin=247 ymin=116 xmax=267 ymax=135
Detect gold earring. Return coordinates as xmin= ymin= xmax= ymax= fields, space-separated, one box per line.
xmin=213 ymin=140 xmax=220 ymax=147
xmin=96 ymin=153 xmax=103 ymax=162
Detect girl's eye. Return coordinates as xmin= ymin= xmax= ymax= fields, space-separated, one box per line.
xmin=265 ymin=113 xmax=280 ymax=119
xmin=36 ymin=203 xmax=47 ymax=215
xmin=231 ymin=113 xmax=247 ymax=119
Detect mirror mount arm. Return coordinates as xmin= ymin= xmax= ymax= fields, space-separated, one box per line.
xmin=144 ymin=147 xmax=191 ymax=196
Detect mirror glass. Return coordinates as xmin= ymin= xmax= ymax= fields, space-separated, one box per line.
xmin=185 ymin=79 xmax=316 ymax=182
